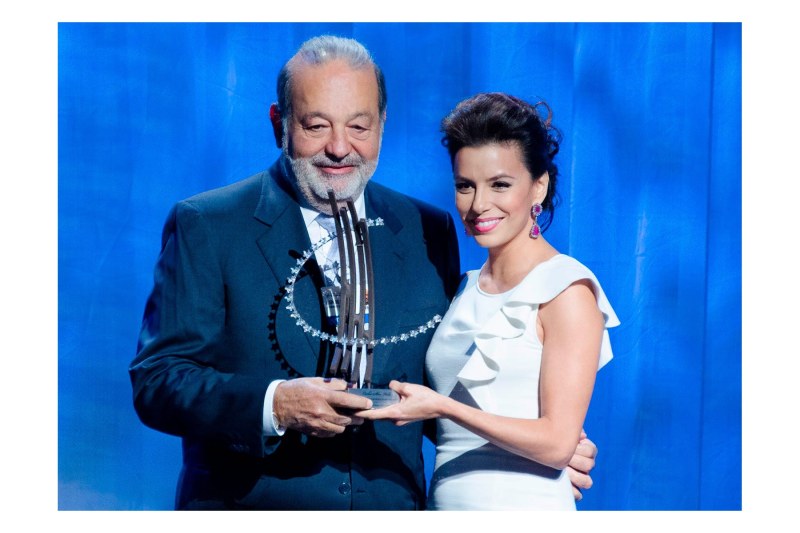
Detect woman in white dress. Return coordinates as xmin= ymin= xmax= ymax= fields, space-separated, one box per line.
xmin=359 ymin=93 xmax=619 ymax=510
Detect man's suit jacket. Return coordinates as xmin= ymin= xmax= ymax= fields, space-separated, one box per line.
xmin=130 ymin=161 xmax=461 ymax=510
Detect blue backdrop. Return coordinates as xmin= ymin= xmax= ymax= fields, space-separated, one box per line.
xmin=58 ymin=22 xmax=741 ymax=510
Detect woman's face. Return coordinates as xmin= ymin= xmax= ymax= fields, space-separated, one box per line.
xmin=454 ymin=142 xmax=548 ymax=251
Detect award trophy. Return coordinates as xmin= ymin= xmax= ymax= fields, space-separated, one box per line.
xmin=322 ymin=190 xmax=398 ymax=408
xmin=283 ymin=190 xmax=443 ymax=408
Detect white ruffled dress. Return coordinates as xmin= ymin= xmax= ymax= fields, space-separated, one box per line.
xmin=425 ymin=254 xmax=619 ymax=510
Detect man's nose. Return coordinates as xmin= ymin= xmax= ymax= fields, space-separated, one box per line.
xmin=325 ymin=126 xmax=351 ymax=160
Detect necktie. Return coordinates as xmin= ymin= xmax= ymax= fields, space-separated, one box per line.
xmin=316 ymin=214 xmax=340 ymax=287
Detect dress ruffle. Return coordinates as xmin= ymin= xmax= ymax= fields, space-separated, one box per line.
xmin=457 ymin=255 xmax=619 ymax=387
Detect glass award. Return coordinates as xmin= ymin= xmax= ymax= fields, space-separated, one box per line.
xmin=324 ymin=190 xmax=399 ymax=408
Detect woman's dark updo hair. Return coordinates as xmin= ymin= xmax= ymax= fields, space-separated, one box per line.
xmin=441 ymin=92 xmax=561 ymax=231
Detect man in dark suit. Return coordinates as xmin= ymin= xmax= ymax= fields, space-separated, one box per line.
xmin=130 ymin=35 xmax=596 ymax=510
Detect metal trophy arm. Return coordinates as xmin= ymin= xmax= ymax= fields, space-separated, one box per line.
xmin=339 ymin=205 xmax=359 ymax=385
xmin=345 ymin=201 xmax=367 ymax=388
xmin=327 ymin=190 xmax=350 ymax=380
xmin=323 ymin=189 xmax=399 ymax=407
xmin=356 ymin=216 xmax=376 ymax=388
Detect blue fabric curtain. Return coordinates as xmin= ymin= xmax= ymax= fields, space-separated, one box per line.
xmin=58 ymin=22 xmax=741 ymax=510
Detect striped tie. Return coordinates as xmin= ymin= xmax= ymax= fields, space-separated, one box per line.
xmin=316 ymin=214 xmax=340 ymax=287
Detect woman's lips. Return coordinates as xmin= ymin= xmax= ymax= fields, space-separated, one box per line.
xmin=472 ymin=217 xmax=501 ymax=233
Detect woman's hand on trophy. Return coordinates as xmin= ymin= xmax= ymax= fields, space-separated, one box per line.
xmin=356 ymin=380 xmax=445 ymax=426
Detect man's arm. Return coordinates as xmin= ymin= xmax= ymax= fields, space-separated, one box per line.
xmin=129 ymin=202 xmax=268 ymax=455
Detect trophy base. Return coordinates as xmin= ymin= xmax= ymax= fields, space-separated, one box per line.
xmin=348 ymin=388 xmax=400 ymax=408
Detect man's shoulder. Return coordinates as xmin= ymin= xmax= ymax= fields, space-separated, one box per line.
xmin=180 ymin=171 xmax=267 ymax=212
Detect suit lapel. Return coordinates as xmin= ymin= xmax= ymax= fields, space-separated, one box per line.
xmin=253 ymin=168 xmax=313 ymax=285
xmin=254 ymin=163 xmax=325 ymax=376
xmin=365 ymin=186 xmax=407 ymax=381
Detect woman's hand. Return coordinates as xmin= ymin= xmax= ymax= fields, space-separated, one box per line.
xmin=356 ymin=380 xmax=446 ymax=426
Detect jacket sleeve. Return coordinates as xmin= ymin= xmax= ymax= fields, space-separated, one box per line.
xmin=442 ymin=211 xmax=462 ymax=301
xmin=129 ymin=201 xmax=269 ymax=457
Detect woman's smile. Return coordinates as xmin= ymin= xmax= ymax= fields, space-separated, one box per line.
xmin=471 ymin=217 xmax=503 ymax=233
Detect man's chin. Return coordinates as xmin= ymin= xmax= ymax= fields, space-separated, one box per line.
xmin=312 ymin=172 xmax=368 ymax=198
xmin=285 ymin=154 xmax=376 ymax=209
xmin=313 ymin=185 xmax=358 ymax=204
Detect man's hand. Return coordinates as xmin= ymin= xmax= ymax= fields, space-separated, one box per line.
xmin=273 ymin=377 xmax=372 ymax=438
xmin=566 ymin=431 xmax=597 ymax=501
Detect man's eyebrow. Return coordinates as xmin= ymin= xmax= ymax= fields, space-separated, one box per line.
xmin=297 ymin=111 xmax=376 ymax=122
xmin=297 ymin=112 xmax=328 ymax=122
xmin=348 ymin=112 xmax=374 ymax=121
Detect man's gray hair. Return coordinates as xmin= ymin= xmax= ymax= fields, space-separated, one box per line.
xmin=276 ymin=35 xmax=387 ymax=122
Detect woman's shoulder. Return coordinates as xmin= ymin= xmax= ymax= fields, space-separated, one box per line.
xmin=512 ymin=255 xmax=618 ymax=326
xmin=513 ymin=254 xmax=596 ymax=298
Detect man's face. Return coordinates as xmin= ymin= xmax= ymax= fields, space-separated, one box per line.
xmin=284 ymin=59 xmax=383 ymax=213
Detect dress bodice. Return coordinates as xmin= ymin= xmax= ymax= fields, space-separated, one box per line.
xmin=425 ymin=254 xmax=619 ymax=510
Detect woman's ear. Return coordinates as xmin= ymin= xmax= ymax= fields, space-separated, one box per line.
xmin=533 ymin=171 xmax=550 ymax=204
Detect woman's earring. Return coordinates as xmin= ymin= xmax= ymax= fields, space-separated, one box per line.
xmin=529 ymin=203 xmax=543 ymax=239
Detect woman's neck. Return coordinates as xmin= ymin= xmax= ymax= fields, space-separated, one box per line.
xmin=481 ymin=237 xmax=558 ymax=294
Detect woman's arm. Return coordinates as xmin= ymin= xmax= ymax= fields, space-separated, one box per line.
xmin=359 ymin=279 xmax=604 ymax=470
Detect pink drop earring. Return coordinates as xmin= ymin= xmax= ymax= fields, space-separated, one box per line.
xmin=529 ymin=203 xmax=542 ymax=239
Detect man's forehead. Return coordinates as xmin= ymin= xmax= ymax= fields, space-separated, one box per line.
xmin=293 ymin=60 xmax=377 ymax=93
xmin=290 ymin=60 xmax=380 ymax=115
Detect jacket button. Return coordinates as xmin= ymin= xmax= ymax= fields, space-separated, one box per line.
xmin=338 ymin=482 xmax=351 ymax=495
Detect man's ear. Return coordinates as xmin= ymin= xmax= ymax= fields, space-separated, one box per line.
xmin=269 ymin=103 xmax=283 ymax=148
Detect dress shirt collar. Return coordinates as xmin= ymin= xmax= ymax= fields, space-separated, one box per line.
xmin=300 ymin=193 xmax=366 ymax=229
